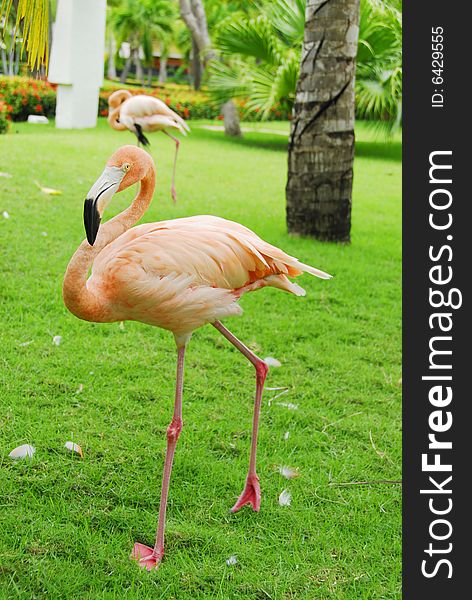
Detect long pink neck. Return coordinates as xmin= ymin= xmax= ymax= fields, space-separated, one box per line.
xmin=63 ymin=167 xmax=155 ymax=322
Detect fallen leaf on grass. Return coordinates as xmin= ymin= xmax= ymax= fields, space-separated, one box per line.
xmin=76 ymin=384 xmax=84 ymax=394
xmin=52 ymin=335 xmax=62 ymax=346
xmin=278 ymin=465 xmax=300 ymax=480
xmin=264 ymin=357 xmax=281 ymax=368
xmin=270 ymin=388 xmax=289 ymax=402
xmin=267 ymin=387 xmax=289 ymax=407
xmin=34 ymin=181 xmax=62 ymax=196
xmin=9 ymin=444 xmax=35 ymax=459
xmin=226 ymin=555 xmax=237 ymax=566
xmin=64 ymin=441 xmax=84 ymax=458
xmin=0 ymin=172 xmax=12 ymax=178
xmin=278 ymin=489 xmax=292 ymax=506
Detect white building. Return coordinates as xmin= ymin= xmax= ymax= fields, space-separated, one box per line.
xmin=48 ymin=0 xmax=107 ymax=129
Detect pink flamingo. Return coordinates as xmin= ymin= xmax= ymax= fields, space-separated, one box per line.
xmin=63 ymin=146 xmax=331 ymax=570
xmin=108 ymin=90 xmax=190 ymax=202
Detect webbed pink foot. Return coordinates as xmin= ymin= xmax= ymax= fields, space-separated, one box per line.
xmin=231 ymin=474 xmax=261 ymax=512
xmin=131 ymin=542 xmax=163 ymax=570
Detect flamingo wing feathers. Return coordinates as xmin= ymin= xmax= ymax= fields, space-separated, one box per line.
xmin=92 ymin=215 xmax=331 ymax=292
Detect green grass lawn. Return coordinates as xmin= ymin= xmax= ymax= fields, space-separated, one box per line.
xmin=0 ymin=119 xmax=401 ymax=599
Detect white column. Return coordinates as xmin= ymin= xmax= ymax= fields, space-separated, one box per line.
xmin=48 ymin=0 xmax=106 ymax=129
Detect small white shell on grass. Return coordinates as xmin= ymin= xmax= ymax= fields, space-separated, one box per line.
xmin=284 ymin=431 xmax=290 ymax=441
xmin=52 ymin=335 xmax=62 ymax=346
xmin=264 ymin=357 xmax=281 ymax=368
xmin=41 ymin=231 xmax=48 ymax=237
xmin=64 ymin=441 xmax=83 ymax=458
xmin=278 ymin=466 xmax=300 ymax=480
xmin=278 ymin=489 xmax=292 ymax=507
xmin=2 ymin=211 xmax=10 ymax=219
xmin=9 ymin=444 xmax=35 ymax=459
xmin=226 ymin=555 xmax=237 ymax=566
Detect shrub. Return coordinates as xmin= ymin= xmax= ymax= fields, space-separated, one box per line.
xmin=0 ymin=76 xmax=290 ymax=123
xmin=0 ymin=101 xmax=10 ymax=134
xmin=0 ymin=76 xmax=56 ymax=121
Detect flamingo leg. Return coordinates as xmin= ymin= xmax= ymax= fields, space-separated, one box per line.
xmin=163 ymin=130 xmax=180 ymax=204
xmin=212 ymin=320 xmax=268 ymax=512
xmin=131 ymin=343 xmax=186 ymax=570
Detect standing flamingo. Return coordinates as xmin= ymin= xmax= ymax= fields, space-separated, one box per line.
xmin=63 ymin=146 xmax=331 ymax=570
xmin=107 ymin=89 xmax=190 ymax=202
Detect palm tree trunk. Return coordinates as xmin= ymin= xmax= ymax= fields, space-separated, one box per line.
xmin=8 ymin=48 xmax=14 ymax=76
xmin=159 ymin=44 xmax=167 ymax=83
xmin=286 ymin=0 xmax=360 ymax=242
xmin=107 ymin=35 xmax=117 ymax=80
xmin=221 ymin=101 xmax=242 ymax=137
xmin=120 ymin=55 xmax=132 ymax=83
xmin=192 ymin=37 xmax=202 ymax=90
xmin=1 ymin=48 xmax=7 ymax=74
xmin=134 ymin=47 xmax=143 ymax=83
xmin=14 ymin=44 xmax=20 ymax=74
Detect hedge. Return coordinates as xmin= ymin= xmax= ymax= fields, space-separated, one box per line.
xmin=0 ymin=101 xmax=9 ymax=134
xmin=0 ymin=77 xmax=57 ymax=122
xmin=0 ymin=76 xmax=290 ymax=130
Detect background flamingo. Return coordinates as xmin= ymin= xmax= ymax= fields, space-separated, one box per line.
xmin=63 ymin=145 xmax=331 ymax=570
xmin=108 ymin=90 xmax=190 ymax=202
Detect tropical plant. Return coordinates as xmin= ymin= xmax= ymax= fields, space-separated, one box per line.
xmin=0 ymin=98 xmax=10 ymax=132
xmin=0 ymin=0 xmax=49 ymax=72
xmin=286 ymin=0 xmax=360 ymax=242
xmin=208 ymin=0 xmax=305 ymax=118
xmin=209 ymin=0 xmax=402 ymax=132
xmin=110 ymin=0 xmax=174 ymax=84
xmin=355 ymin=0 xmax=402 ymax=133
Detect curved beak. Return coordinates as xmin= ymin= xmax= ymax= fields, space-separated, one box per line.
xmin=84 ymin=166 xmax=125 ymax=245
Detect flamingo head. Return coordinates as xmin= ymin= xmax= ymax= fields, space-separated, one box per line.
xmin=84 ymin=146 xmax=154 ymax=246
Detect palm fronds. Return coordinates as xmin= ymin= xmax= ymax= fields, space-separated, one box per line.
xmin=356 ymin=0 xmax=402 ymax=134
xmin=262 ymin=0 xmax=306 ymax=46
xmin=209 ymin=7 xmax=303 ymax=119
xmin=216 ymin=16 xmax=283 ymax=65
xmin=209 ymin=0 xmax=402 ymax=132
xmin=1 ymin=0 xmax=50 ymax=71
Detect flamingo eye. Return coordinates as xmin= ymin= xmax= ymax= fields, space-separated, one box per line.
xmin=122 ymin=163 xmax=131 ymax=173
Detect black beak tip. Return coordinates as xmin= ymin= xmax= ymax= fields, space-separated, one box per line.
xmin=84 ymin=198 xmax=101 ymax=247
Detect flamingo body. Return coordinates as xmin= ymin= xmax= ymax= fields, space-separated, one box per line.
xmin=88 ymin=215 xmax=327 ymax=337
xmin=107 ymin=90 xmax=190 ymax=201
xmin=63 ymin=146 xmax=331 ymax=569
xmin=112 ymin=94 xmax=190 ymax=138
